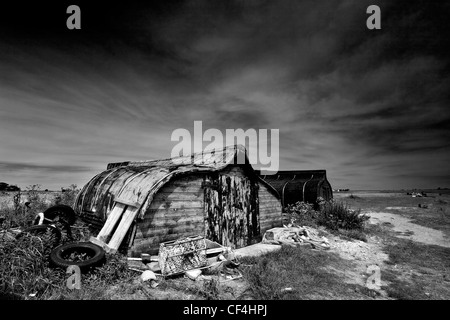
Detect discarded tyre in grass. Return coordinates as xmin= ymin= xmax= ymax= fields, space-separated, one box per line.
xmin=16 ymin=224 xmax=62 ymax=248
xmin=49 ymin=242 xmax=106 ymax=272
xmin=34 ymin=205 xmax=77 ymax=241
xmin=42 ymin=205 xmax=77 ymax=225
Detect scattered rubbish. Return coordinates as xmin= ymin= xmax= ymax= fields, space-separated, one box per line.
xmin=140 ymin=270 xmax=157 ymax=282
xmin=205 ymin=239 xmax=230 ymax=256
xmin=219 ymin=268 xmax=243 ymax=282
xmin=158 ymin=235 xmax=208 ymax=276
xmin=262 ymin=226 xmax=330 ymax=250
xmin=411 ymin=192 xmax=427 ymax=198
xmin=185 ymin=268 xmax=202 ymax=280
xmin=280 ymin=287 xmax=293 ymax=292
xmin=222 ymin=260 xmax=240 ymax=269
xmin=147 ymin=261 xmax=161 ymax=273
xmin=141 ymin=253 xmax=152 ymax=262
xmin=127 ymin=258 xmax=150 ymax=271
xmin=223 ymin=251 xmax=236 ymax=261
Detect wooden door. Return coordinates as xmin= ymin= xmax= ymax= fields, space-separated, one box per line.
xmin=204 ymin=167 xmax=259 ymax=248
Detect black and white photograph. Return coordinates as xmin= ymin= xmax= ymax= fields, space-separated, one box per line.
xmin=0 ymin=0 xmax=449 ymax=305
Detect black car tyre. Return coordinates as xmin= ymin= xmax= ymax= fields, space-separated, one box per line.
xmin=49 ymin=242 xmax=105 ymax=271
xmin=43 ymin=205 xmax=76 ymax=225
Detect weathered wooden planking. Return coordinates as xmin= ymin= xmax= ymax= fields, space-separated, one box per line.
xmin=136 ymin=224 xmax=204 ymax=238
xmin=95 ymin=170 xmax=136 ymax=220
xmin=152 ymin=192 xmax=204 ymax=201
xmin=94 ymin=168 xmax=132 ymax=219
xmin=141 ymin=207 xmax=205 ymax=219
xmin=204 ymin=166 xmax=257 ymax=249
xmin=129 ymin=173 xmax=208 ymax=255
xmin=134 ymin=222 xmax=205 ymax=240
xmin=204 ymin=173 xmax=221 ymax=244
xmin=158 ymin=185 xmax=203 ymax=193
xmin=107 ymin=206 xmax=140 ymax=253
xmin=79 ymin=175 xmax=102 ymax=214
xmin=136 ymin=215 xmax=204 ymax=229
xmin=96 ymin=203 xmax=127 ymax=242
xmin=258 ymin=182 xmax=282 ymax=235
xmin=148 ymin=200 xmax=203 ymax=210
xmin=132 ymin=225 xmax=205 ymax=254
xmin=115 ymin=169 xmax=164 ymax=208
xmin=164 ymin=175 xmax=204 ymax=187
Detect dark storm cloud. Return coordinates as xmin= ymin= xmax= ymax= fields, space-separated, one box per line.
xmin=0 ymin=0 xmax=449 ymax=189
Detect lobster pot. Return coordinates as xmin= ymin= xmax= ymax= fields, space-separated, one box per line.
xmin=158 ymin=235 xmax=208 ymax=276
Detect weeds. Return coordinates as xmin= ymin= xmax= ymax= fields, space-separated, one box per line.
xmin=0 ymin=231 xmax=66 ymax=299
xmin=284 ymin=202 xmax=318 ymax=228
xmin=0 ymin=186 xmax=132 ymax=300
xmin=318 ymin=201 xmax=369 ymax=231
xmin=284 ymin=199 xmax=369 ymax=241
xmin=56 ymin=184 xmax=80 ymax=207
xmin=198 ymin=278 xmax=220 ymax=300
xmin=240 ymin=245 xmax=365 ymax=300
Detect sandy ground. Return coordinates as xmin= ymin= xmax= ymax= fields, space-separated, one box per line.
xmin=368 ymin=211 xmax=450 ymax=248
xmin=322 ymin=194 xmax=450 ymax=298
xmin=325 ymin=231 xmax=390 ymax=298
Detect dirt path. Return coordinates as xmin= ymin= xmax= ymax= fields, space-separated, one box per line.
xmin=325 ymin=232 xmax=390 ymax=298
xmin=367 ymin=211 xmax=450 ymax=248
xmin=324 ymin=208 xmax=449 ymax=298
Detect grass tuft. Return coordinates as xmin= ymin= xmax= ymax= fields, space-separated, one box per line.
xmin=240 ymin=245 xmax=365 ymax=300
xmin=284 ymin=200 xmax=369 ymax=241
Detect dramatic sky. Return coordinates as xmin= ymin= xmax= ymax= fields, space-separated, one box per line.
xmin=0 ymin=0 xmax=449 ymax=190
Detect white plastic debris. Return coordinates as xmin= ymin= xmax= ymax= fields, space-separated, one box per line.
xmin=140 ymin=270 xmax=157 ymax=282
xmin=185 ymin=269 xmax=202 ymax=280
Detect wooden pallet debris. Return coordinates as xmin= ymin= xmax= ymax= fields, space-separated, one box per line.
xmin=89 ymin=201 xmax=140 ymax=254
